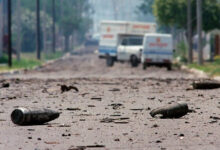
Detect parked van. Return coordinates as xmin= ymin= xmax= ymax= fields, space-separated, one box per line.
xmin=142 ymin=33 xmax=173 ymax=70
xmin=98 ymin=20 xmax=156 ymax=67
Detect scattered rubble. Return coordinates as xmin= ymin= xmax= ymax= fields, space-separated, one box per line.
xmin=68 ymin=145 xmax=105 ymax=150
xmin=91 ymin=97 xmax=102 ymax=101
xmin=109 ymin=88 xmax=120 ymax=92
xmin=61 ymin=85 xmax=79 ymax=93
xmin=100 ymin=117 xmax=130 ymax=124
xmin=1 ymin=82 xmax=10 ymax=88
xmin=109 ymin=103 xmax=123 ymax=109
xmin=66 ymin=108 xmax=81 ymax=111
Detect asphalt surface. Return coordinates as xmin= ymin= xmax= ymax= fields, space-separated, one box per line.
xmin=0 ymin=53 xmax=219 ymax=150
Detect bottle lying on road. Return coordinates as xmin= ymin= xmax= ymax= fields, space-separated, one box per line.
xmin=150 ymin=102 xmax=189 ymax=118
xmin=11 ymin=107 xmax=60 ymax=125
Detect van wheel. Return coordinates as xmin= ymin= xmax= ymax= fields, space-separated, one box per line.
xmin=167 ymin=64 xmax=172 ymax=71
xmin=143 ymin=64 xmax=147 ymax=70
xmin=106 ymin=56 xmax=114 ymax=67
xmin=131 ymin=55 xmax=138 ymax=67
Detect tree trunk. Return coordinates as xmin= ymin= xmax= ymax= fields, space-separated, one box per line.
xmin=0 ymin=0 xmax=3 ymax=57
xmin=36 ymin=0 xmax=41 ymax=60
xmin=16 ymin=0 xmax=21 ymax=61
xmin=52 ymin=0 xmax=56 ymax=53
xmin=187 ymin=0 xmax=193 ymax=63
xmin=64 ymin=35 xmax=69 ymax=52
xmin=42 ymin=0 xmax=48 ymax=54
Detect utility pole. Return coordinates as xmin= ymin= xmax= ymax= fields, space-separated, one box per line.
xmin=16 ymin=0 xmax=21 ymax=60
xmin=187 ymin=0 xmax=193 ymax=63
xmin=0 ymin=0 xmax=3 ymax=57
xmin=36 ymin=0 xmax=41 ymax=60
xmin=42 ymin=0 xmax=48 ymax=54
xmin=7 ymin=0 xmax=12 ymax=67
xmin=197 ymin=0 xmax=203 ymax=65
xmin=52 ymin=0 xmax=56 ymax=53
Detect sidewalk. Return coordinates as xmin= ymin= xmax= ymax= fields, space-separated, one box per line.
xmin=181 ymin=65 xmax=220 ymax=81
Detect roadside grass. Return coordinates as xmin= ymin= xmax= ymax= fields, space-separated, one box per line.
xmin=188 ymin=57 xmax=220 ymax=76
xmin=0 ymin=51 xmax=63 ymax=72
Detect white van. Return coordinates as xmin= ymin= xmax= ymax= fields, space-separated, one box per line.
xmin=98 ymin=20 xmax=156 ymax=67
xmin=142 ymin=33 xmax=173 ymax=70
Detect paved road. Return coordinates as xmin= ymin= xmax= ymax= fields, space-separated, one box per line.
xmin=2 ymin=54 xmax=205 ymax=79
xmin=0 ymin=53 xmax=219 ymax=150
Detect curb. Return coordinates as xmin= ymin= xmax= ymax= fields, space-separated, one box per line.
xmin=181 ymin=65 xmax=220 ymax=81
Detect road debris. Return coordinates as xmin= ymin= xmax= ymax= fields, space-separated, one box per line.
xmin=100 ymin=117 xmax=130 ymax=123
xmin=130 ymin=108 xmax=144 ymax=111
xmin=151 ymin=124 xmax=159 ymax=128
xmin=1 ymin=82 xmax=10 ymax=88
xmin=44 ymin=141 xmax=60 ymax=144
xmin=100 ymin=117 xmax=114 ymax=123
xmin=61 ymin=85 xmax=79 ymax=93
xmin=11 ymin=107 xmax=60 ymax=125
xmin=210 ymin=116 xmax=220 ymax=120
xmin=68 ymin=145 xmax=105 ymax=150
xmin=66 ymin=108 xmax=81 ymax=111
xmin=86 ymin=145 xmax=105 ymax=148
xmin=114 ymin=120 xmax=129 ymax=124
xmin=109 ymin=103 xmax=123 ymax=109
xmin=58 ymin=124 xmax=71 ymax=127
xmin=192 ymin=81 xmax=220 ymax=89
xmin=150 ymin=102 xmax=189 ymax=118
xmin=109 ymin=88 xmax=120 ymax=92
xmin=91 ymin=97 xmax=102 ymax=101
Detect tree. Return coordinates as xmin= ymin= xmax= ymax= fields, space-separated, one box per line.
xmin=59 ymin=0 xmax=92 ymax=52
xmin=11 ymin=0 xmax=92 ymax=53
xmin=138 ymin=0 xmax=154 ymax=15
xmin=152 ymin=0 xmax=220 ymax=32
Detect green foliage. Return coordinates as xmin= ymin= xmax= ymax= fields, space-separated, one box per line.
xmin=138 ymin=0 xmax=154 ymax=15
xmin=59 ymin=0 xmax=93 ymax=38
xmin=188 ymin=57 xmax=220 ymax=76
xmin=43 ymin=51 xmax=63 ymax=60
xmin=174 ymin=41 xmax=188 ymax=63
xmin=0 ymin=51 xmax=63 ymax=71
xmin=0 ymin=54 xmax=8 ymax=64
xmin=0 ymin=54 xmax=42 ymax=70
xmin=153 ymin=0 xmax=220 ymax=31
xmin=57 ymin=0 xmax=93 ymax=51
xmin=11 ymin=0 xmax=93 ymax=52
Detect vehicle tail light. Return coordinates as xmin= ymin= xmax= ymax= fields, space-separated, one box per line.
xmin=145 ymin=59 xmax=152 ymax=62
xmin=163 ymin=59 xmax=170 ymax=63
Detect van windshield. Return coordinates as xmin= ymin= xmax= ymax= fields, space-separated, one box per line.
xmin=128 ymin=38 xmax=143 ymax=46
xmin=121 ymin=37 xmax=143 ymax=46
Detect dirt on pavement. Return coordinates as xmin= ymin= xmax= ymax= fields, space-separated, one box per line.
xmin=0 ymin=53 xmax=219 ymax=150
